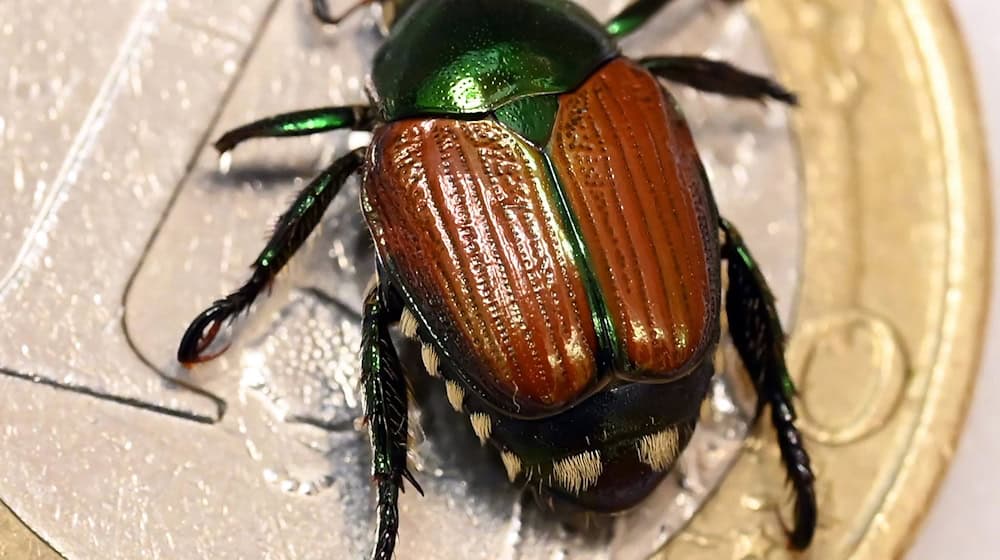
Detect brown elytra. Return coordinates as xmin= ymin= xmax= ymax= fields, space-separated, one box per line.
xmin=363 ymin=118 xmax=602 ymax=417
xmin=362 ymin=58 xmax=718 ymax=417
xmin=549 ymin=58 xmax=719 ymax=381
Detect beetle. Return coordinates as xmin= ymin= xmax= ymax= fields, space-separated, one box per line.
xmin=176 ymin=0 xmax=816 ymax=558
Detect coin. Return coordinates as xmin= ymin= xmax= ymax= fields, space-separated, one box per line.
xmin=0 ymin=0 xmax=989 ymax=559
xmin=653 ymin=0 xmax=992 ymax=558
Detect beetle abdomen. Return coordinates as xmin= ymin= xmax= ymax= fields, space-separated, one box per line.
xmin=363 ymin=118 xmax=601 ymax=416
xmin=548 ymin=58 xmax=720 ymax=380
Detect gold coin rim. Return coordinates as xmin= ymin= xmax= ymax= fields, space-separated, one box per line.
xmin=787 ymin=1 xmax=992 ymax=557
xmin=650 ymin=0 xmax=991 ymax=558
xmin=862 ymin=2 xmax=992 ymax=556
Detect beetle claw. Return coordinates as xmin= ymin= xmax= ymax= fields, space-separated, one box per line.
xmin=402 ymin=469 xmax=424 ymax=496
xmin=774 ymin=492 xmax=815 ymax=550
xmin=177 ymin=303 xmax=236 ymax=365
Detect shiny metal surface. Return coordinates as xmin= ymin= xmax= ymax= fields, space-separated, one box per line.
xmin=0 ymin=0 xmax=802 ymax=558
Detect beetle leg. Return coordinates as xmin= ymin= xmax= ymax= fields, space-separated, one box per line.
xmin=177 ymin=148 xmax=366 ymax=365
xmin=361 ymin=276 xmax=423 ymax=560
xmin=214 ymin=105 xmax=375 ymax=153
xmin=642 ymin=56 xmax=798 ymax=105
xmin=720 ymin=218 xmax=817 ymax=549
xmin=606 ymin=0 xmax=743 ymax=37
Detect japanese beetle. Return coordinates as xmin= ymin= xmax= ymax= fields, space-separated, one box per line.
xmin=176 ymin=0 xmax=816 ymax=558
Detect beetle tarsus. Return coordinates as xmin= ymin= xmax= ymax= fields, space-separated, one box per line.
xmin=770 ymin=383 xmax=818 ymax=549
xmin=720 ymin=218 xmax=818 ymax=549
xmin=641 ymin=56 xmax=799 ymax=105
xmin=372 ymin=482 xmax=401 ymax=560
xmin=177 ymin=150 xmax=365 ymax=367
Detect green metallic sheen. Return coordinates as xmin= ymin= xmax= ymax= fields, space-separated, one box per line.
xmin=371 ymin=0 xmax=618 ymax=120
xmin=605 ymin=0 xmax=671 ymax=37
xmin=254 ymin=172 xmax=334 ymax=269
xmin=494 ymin=95 xmax=560 ymax=147
xmin=247 ymin=107 xmax=359 ymax=136
xmin=280 ymin=116 xmax=344 ymax=133
xmin=539 ymin=153 xmax=628 ymax=375
xmin=213 ymin=106 xmax=370 ymax=153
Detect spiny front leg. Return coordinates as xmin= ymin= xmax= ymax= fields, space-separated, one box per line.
xmin=214 ymin=105 xmax=375 ymax=153
xmin=721 ymin=218 xmax=816 ymax=549
xmin=177 ymin=148 xmax=366 ymax=365
xmin=641 ymin=56 xmax=798 ymax=105
xmin=361 ymin=276 xmax=423 ymax=560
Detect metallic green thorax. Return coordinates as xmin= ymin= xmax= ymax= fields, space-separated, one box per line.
xmin=494 ymin=95 xmax=559 ymax=146
xmin=371 ymin=0 xmax=618 ymax=120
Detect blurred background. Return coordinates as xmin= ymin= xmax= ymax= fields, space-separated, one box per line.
xmin=912 ymin=1 xmax=998 ymax=558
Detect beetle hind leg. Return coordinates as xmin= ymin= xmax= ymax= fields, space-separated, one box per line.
xmin=177 ymin=148 xmax=366 ymax=365
xmin=641 ymin=56 xmax=798 ymax=105
xmin=720 ymin=218 xmax=817 ymax=549
xmin=361 ymin=276 xmax=423 ymax=560
xmin=214 ymin=105 xmax=375 ymax=153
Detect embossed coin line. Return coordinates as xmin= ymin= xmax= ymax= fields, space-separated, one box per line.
xmin=165 ymin=12 xmax=256 ymax=46
xmin=116 ymin=0 xmax=292 ymax=420
xmin=0 ymin=367 xmax=219 ymax=425
xmin=0 ymin=0 xmax=162 ymax=299
xmin=284 ymin=415 xmax=357 ymax=433
xmin=298 ymin=287 xmax=364 ymax=322
xmin=0 ymin=499 xmax=60 ymax=560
